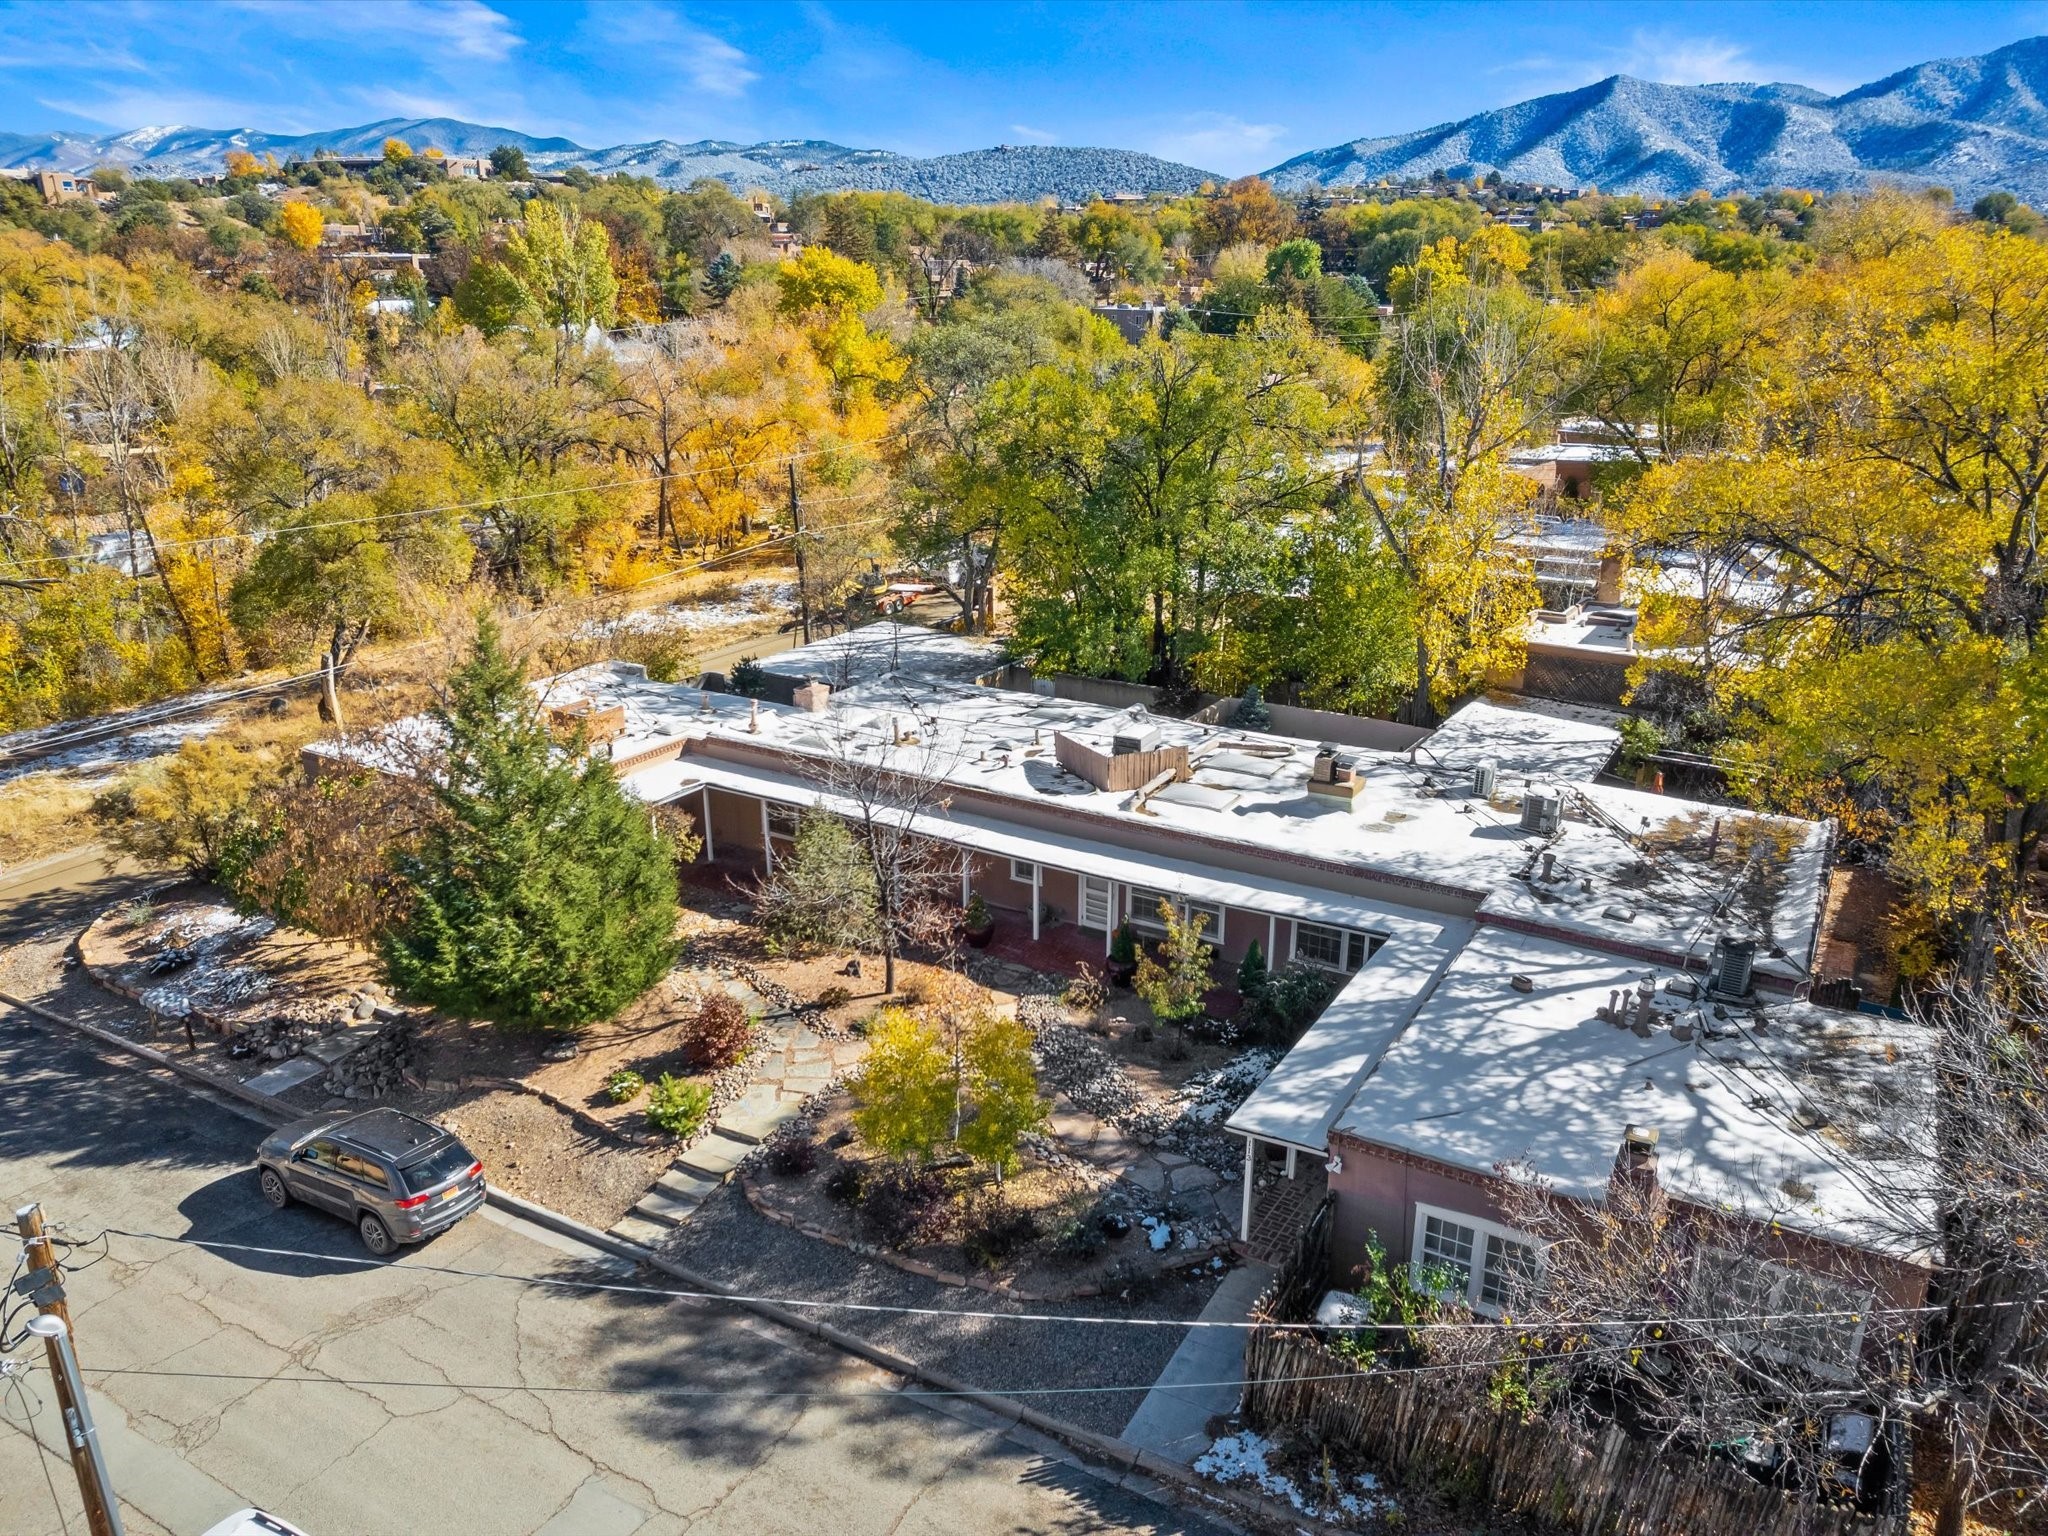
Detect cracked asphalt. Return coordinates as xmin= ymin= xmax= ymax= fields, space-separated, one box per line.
xmin=0 ymin=1001 xmax=1233 ymax=1536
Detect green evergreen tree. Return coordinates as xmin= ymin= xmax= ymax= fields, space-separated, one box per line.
xmin=386 ymin=617 xmax=680 ymax=1029
xmin=1237 ymin=937 xmax=1269 ymax=1001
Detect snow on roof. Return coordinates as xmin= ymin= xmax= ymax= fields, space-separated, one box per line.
xmin=753 ymin=622 xmax=1006 ymax=692
xmin=518 ymin=634 xmax=1823 ymax=978
xmin=1333 ymin=927 xmax=1931 ymax=1258
xmin=1226 ymin=939 xmax=1466 ymax=1153
xmin=1415 ymin=697 xmax=1618 ymax=784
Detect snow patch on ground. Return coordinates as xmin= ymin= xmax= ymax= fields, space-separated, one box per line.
xmin=577 ymin=580 xmax=794 ymax=639
xmin=0 ymin=711 xmax=229 ymax=788
xmin=1193 ymin=1430 xmax=1394 ymax=1521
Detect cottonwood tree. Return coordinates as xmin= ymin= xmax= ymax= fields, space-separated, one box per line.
xmin=1359 ymin=284 xmax=1559 ymax=723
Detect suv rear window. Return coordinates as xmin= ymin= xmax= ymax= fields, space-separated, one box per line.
xmin=398 ymin=1139 xmax=477 ymax=1194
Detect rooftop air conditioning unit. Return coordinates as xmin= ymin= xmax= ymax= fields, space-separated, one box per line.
xmin=1710 ymin=937 xmax=1757 ymax=999
xmin=1111 ymin=723 xmax=1159 ymax=756
xmin=1520 ymin=786 xmax=1563 ymax=836
xmin=1471 ymin=762 xmax=1498 ymax=800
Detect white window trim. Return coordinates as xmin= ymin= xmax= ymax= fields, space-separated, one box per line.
xmin=1125 ymin=886 xmax=1224 ymax=945
xmin=1292 ymin=920 xmax=1381 ymax=975
xmin=1410 ymin=1202 xmax=1542 ymax=1318
xmin=1692 ymin=1247 xmax=1870 ymax=1383
xmin=1009 ymin=858 xmax=1038 ymax=885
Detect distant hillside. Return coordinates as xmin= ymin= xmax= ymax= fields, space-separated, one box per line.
xmin=1265 ymin=36 xmax=2048 ymax=201
xmin=0 ymin=119 xmax=1212 ymax=203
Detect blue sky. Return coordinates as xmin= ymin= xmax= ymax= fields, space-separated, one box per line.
xmin=3 ymin=1 xmax=2045 ymax=173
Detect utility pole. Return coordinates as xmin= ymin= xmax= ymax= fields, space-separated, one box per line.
xmin=788 ymin=461 xmax=812 ymax=645
xmin=14 ymin=1205 xmax=122 ymax=1536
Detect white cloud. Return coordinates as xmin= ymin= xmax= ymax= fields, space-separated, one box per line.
xmin=1492 ymin=28 xmax=1845 ymax=98
xmin=222 ymin=0 xmax=521 ymax=62
xmin=1147 ymin=112 xmax=1287 ymax=172
xmin=1008 ymin=123 xmax=1056 ymax=143
xmin=584 ymin=3 xmax=756 ymax=98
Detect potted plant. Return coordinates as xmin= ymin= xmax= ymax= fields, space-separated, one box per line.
xmin=1107 ymin=922 xmax=1139 ymax=985
xmin=963 ymin=892 xmax=995 ymax=948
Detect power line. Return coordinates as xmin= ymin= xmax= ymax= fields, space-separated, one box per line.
xmin=98 ymin=1228 xmax=1948 ymax=1334
xmin=0 ymin=435 xmax=899 ymax=575
xmin=2 ymin=1367 xmax=70 ymax=1536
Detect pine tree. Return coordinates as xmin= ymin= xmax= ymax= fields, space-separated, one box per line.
xmin=386 ymin=617 xmax=679 ymax=1029
xmin=1237 ymin=937 xmax=1269 ymax=1002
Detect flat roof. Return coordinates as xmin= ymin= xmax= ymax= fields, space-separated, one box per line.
xmin=524 ymin=632 xmax=1824 ymax=983
xmin=1225 ymin=939 xmax=1464 ymax=1153
xmin=1333 ymin=926 xmax=1932 ymax=1257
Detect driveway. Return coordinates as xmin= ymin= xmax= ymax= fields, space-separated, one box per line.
xmin=0 ymin=1007 xmax=1229 ymax=1536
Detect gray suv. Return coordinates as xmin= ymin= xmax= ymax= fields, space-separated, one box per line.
xmin=257 ymin=1108 xmax=485 ymax=1256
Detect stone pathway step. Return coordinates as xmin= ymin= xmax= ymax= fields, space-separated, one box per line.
xmin=631 ymin=1188 xmax=705 ymax=1226
xmin=655 ymin=1168 xmax=724 ymax=1203
xmin=674 ymin=1131 xmax=751 ymax=1181
xmin=609 ymin=1214 xmax=673 ymax=1249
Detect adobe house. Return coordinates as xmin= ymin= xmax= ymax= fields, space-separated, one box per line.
xmin=314 ymin=624 xmax=1915 ymax=1336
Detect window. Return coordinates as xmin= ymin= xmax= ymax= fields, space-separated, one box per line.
xmin=766 ymin=803 xmax=799 ymax=836
xmin=1693 ymin=1248 xmax=1871 ymax=1381
xmin=1079 ymin=876 xmax=1113 ymax=931
xmin=1125 ymin=886 xmax=1223 ymax=944
xmin=1411 ymin=1204 xmax=1542 ymax=1317
xmin=1010 ymin=858 xmax=1038 ymax=885
xmin=1293 ymin=922 xmax=1382 ymax=974
xmin=335 ymin=1151 xmax=390 ymax=1189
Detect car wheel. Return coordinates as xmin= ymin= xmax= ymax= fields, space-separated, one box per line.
xmin=358 ymin=1213 xmax=395 ymax=1257
xmin=258 ymin=1168 xmax=290 ymax=1209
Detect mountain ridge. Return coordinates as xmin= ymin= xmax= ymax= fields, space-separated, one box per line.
xmin=1265 ymin=36 xmax=2048 ymax=200
xmin=9 ymin=37 xmax=2048 ymax=203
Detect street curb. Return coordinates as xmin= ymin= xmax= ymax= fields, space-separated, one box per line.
xmin=0 ymin=985 xmax=1331 ymax=1536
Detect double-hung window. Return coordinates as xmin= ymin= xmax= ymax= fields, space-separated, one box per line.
xmin=1411 ymin=1203 xmax=1542 ymax=1317
xmin=1293 ymin=921 xmax=1381 ymax=975
xmin=1010 ymin=858 xmax=1038 ymax=885
xmin=1126 ymin=886 xmax=1223 ymax=944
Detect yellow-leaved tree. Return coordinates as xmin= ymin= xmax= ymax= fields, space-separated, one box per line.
xmin=1619 ymin=222 xmax=2048 ymax=968
xmin=277 ymin=200 xmax=324 ymax=251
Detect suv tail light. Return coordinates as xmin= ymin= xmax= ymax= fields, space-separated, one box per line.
xmin=394 ymin=1163 xmax=482 ymax=1209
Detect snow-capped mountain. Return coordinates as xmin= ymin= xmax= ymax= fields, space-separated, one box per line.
xmin=1264 ymin=36 xmax=2048 ymax=200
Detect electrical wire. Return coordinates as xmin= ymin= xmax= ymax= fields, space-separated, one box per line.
xmin=2 ymin=1367 xmax=70 ymax=1536
xmin=97 ymin=1228 xmax=1955 ymax=1335
xmin=0 ymin=433 xmax=903 ymax=575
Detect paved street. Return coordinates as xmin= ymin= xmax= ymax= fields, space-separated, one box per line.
xmin=0 ymin=1006 xmax=1228 ymax=1536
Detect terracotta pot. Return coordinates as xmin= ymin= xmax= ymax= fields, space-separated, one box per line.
xmin=965 ymin=923 xmax=994 ymax=949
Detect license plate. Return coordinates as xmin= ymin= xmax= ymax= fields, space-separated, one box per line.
xmin=442 ymin=1185 xmax=462 ymax=1202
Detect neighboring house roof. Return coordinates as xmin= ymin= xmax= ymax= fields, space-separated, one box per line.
xmin=1332 ymin=925 xmax=1932 ymax=1259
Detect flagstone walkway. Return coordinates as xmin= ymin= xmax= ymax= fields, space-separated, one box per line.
xmin=610 ymin=1018 xmax=867 ymax=1246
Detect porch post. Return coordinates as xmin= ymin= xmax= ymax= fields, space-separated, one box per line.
xmin=1240 ymin=1137 xmax=1256 ymax=1241
xmin=1104 ymin=882 xmax=1117 ymax=956
xmin=1267 ymin=913 xmax=1277 ymax=965
xmin=760 ymin=798 xmax=773 ymax=875
xmin=700 ymin=786 xmax=715 ymax=863
xmin=961 ymin=858 xmax=971 ymax=907
xmin=1285 ymin=1145 xmax=1297 ymax=1179
xmin=1031 ymin=863 xmax=1042 ymax=942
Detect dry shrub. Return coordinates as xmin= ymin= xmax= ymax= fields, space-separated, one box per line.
xmin=688 ymin=991 xmax=753 ymax=1068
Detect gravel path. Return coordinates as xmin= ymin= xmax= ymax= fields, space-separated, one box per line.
xmin=661 ymin=1179 xmax=1229 ymax=1438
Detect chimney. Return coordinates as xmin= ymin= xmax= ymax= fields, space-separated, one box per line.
xmin=1617 ymin=1123 xmax=1661 ymax=1184
xmin=792 ymin=679 xmax=830 ymax=713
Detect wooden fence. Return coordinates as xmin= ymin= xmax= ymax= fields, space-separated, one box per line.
xmin=1244 ymin=1199 xmax=1898 ymax=1536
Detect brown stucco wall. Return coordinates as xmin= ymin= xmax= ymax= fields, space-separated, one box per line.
xmin=1325 ymin=1130 xmax=1931 ymax=1313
